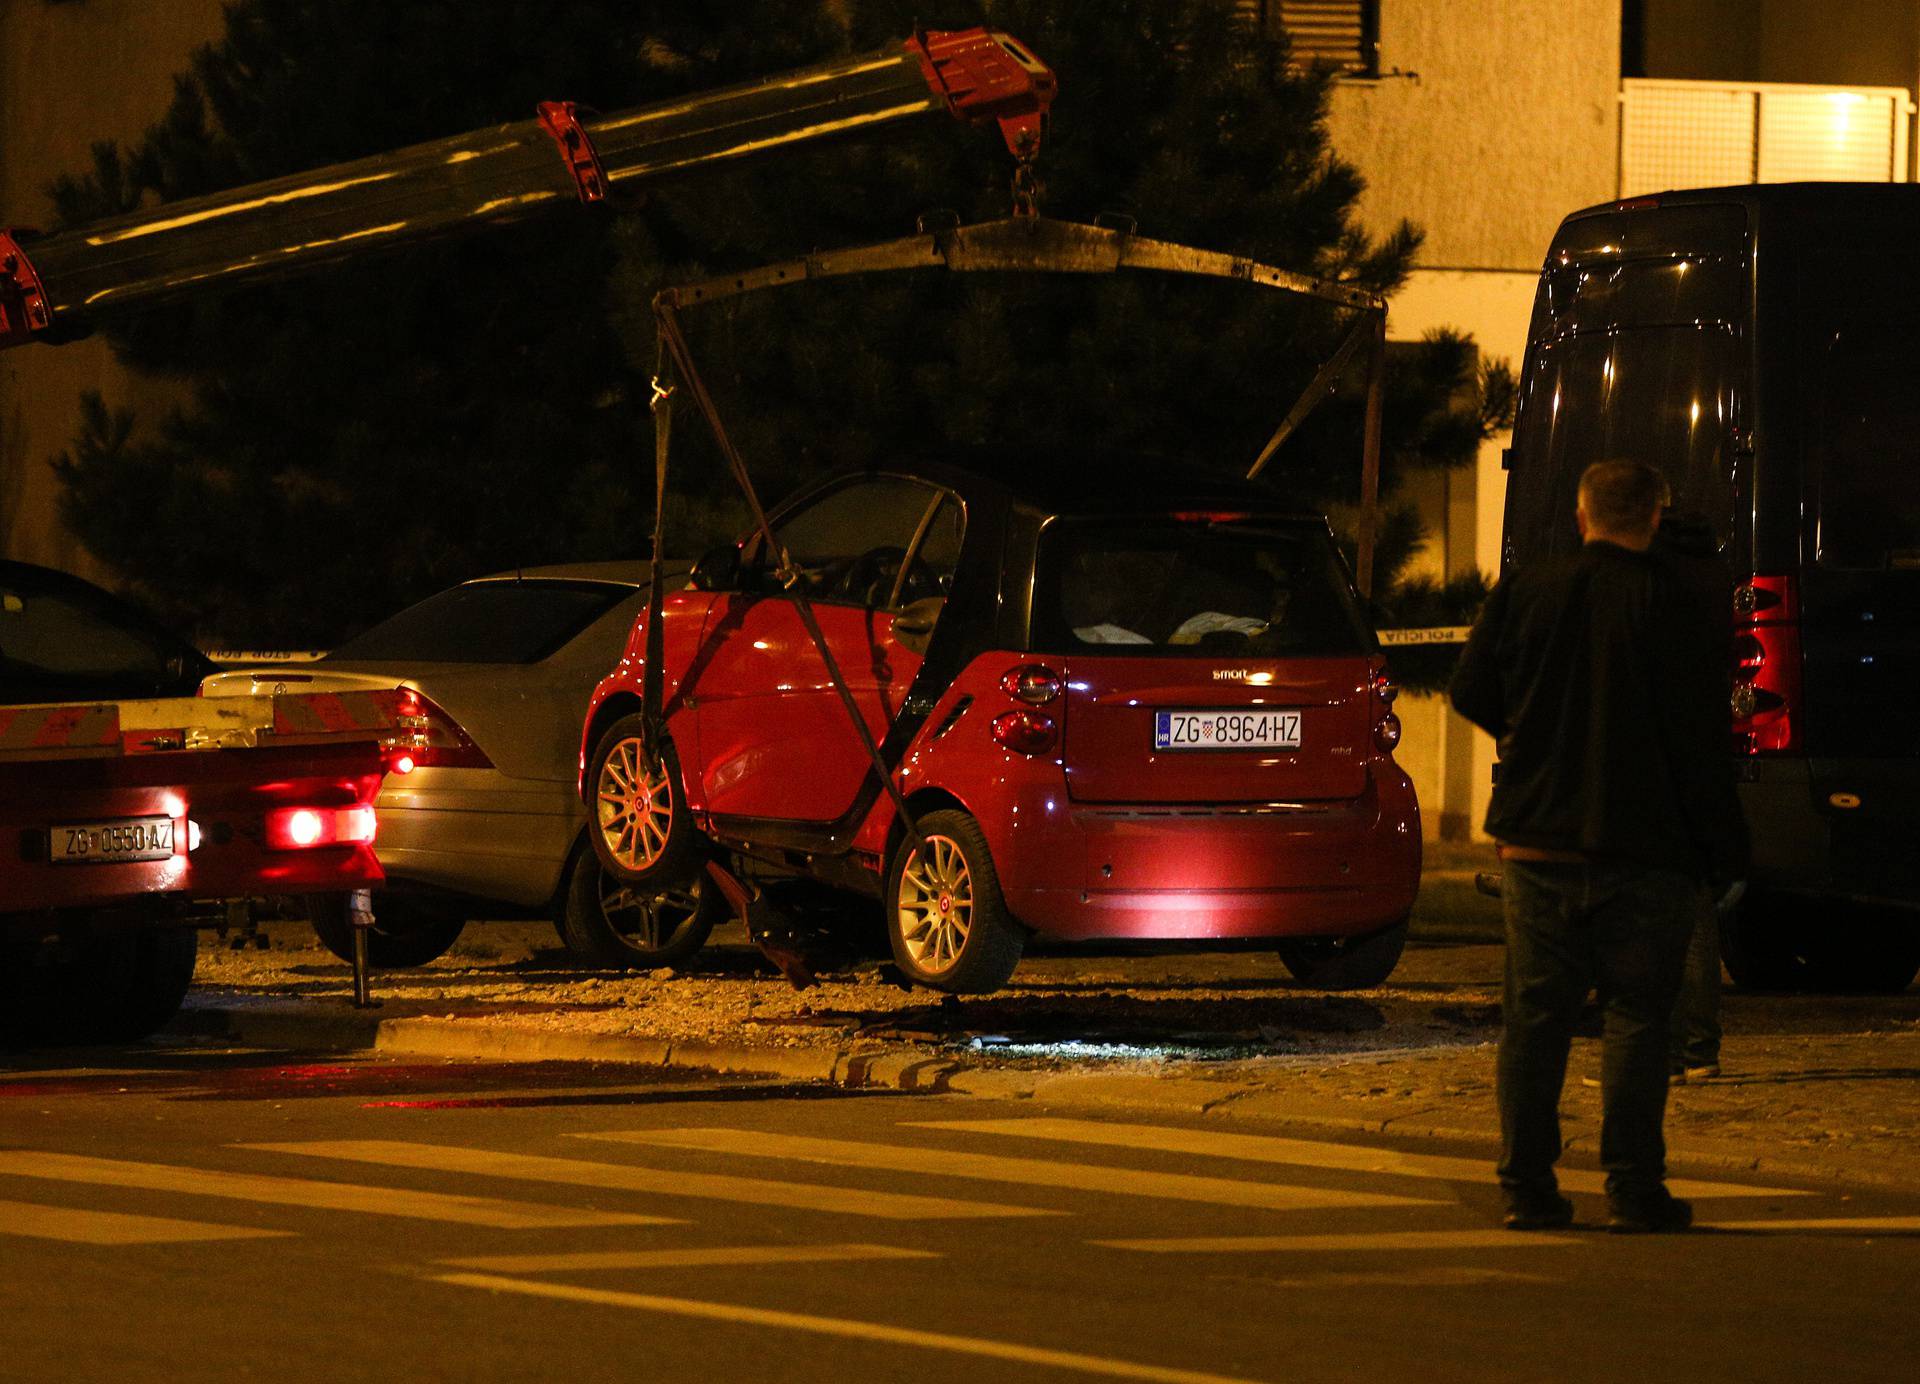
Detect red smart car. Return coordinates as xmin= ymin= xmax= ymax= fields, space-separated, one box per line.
xmin=579 ymin=458 xmax=1420 ymax=993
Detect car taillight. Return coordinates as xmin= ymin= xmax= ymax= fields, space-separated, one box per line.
xmin=1732 ymin=574 xmax=1800 ymax=755
xmin=991 ymin=709 xmax=1058 ymax=755
xmin=999 ymin=664 xmax=1063 ymax=705
xmin=264 ymin=805 xmax=377 ymax=851
xmin=385 ymin=690 xmax=491 ymax=769
xmin=1369 ymin=663 xmax=1401 ymax=755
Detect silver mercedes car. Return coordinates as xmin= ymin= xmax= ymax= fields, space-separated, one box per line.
xmin=201 ymin=561 xmax=717 ymax=968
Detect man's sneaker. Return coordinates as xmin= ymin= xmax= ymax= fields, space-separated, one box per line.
xmin=1607 ymin=1187 xmax=1693 ymax=1234
xmin=1678 ymin=1062 xmax=1722 ymax=1083
xmin=1503 ymin=1190 xmax=1576 ymax=1231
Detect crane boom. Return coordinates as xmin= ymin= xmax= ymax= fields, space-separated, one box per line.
xmin=0 ymin=28 xmax=1055 ymax=350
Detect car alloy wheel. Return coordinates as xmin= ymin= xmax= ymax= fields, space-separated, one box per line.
xmin=883 ymin=809 xmax=1023 ymax=993
xmin=895 ymin=832 xmax=975 ymax=975
xmin=595 ymin=736 xmax=676 ymax=873
xmin=600 ymin=873 xmax=704 ymax=953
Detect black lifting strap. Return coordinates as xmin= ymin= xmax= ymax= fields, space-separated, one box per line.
xmin=652 ymin=298 xmax=926 ymax=855
xmin=640 ymin=332 xmax=675 ymax=763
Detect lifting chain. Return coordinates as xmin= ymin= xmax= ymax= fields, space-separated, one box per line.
xmin=1010 ymin=157 xmax=1040 ymax=219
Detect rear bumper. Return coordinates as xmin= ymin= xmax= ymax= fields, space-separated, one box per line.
xmin=1741 ymin=757 xmax=1920 ymax=910
xmin=1003 ymin=762 xmax=1421 ymax=941
xmin=371 ymin=768 xmax=581 ymax=907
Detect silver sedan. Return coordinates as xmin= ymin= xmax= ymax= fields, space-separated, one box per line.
xmin=201 ymin=562 xmax=717 ymax=968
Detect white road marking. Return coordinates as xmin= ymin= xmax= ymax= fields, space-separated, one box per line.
xmin=1098 ymin=1229 xmax=1578 ymax=1253
xmin=0 ymin=1197 xmax=290 ymax=1246
xmin=247 ymin=1140 xmax=1053 ymax=1221
xmin=580 ymin=1128 xmax=1439 ymax=1211
xmin=0 ymin=1151 xmax=666 ymax=1230
xmin=434 ymin=1272 xmax=1269 ymax=1384
xmin=911 ymin=1118 xmax=1812 ymax=1200
xmin=441 ymin=1242 xmax=938 ymax=1274
xmin=1709 ymin=1217 xmax=1920 ymax=1233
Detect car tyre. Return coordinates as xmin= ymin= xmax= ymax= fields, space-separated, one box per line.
xmin=1720 ymin=889 xmax=1818 ymax=991
xmin=586 ymin=717 xmax=702 ymax=887
xmin=1276 ymin=916 xmax=1409 ymax=989
xmin=305 ymin=893 xmax=466 ymax=968
xmin=884 ymin=809 xmax=1024 ymax=994
xmin=556 ymin=844 xmax=721 ymax=968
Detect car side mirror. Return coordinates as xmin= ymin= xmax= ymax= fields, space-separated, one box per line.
xmin=689 ymin=543 xmax=742 ymax=592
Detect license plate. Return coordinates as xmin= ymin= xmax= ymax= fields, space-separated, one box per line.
xmin=51 ymin=817 xmax=175 ymax=864
xmin=1154 ymin=708 xmax=1302 ymax=751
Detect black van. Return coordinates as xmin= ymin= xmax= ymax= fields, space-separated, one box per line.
xmin=1502 ymin=183 xmax=1920 ymax=994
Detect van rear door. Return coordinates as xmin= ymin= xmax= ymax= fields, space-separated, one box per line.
xmin=1034 ymin=516 xmax=1376 ymax=804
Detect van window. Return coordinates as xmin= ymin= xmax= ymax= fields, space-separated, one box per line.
xmin=1805 ymin=255 xmax=1920 ymax=569
xmin=1033 ymin=519 xmax=1371 ymax=657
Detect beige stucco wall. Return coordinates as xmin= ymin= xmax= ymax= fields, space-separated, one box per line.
xmin=0 ymin=0 xmax=228 ymax=578
xmin=1319 ymin=1 xmax=1618 ymax=839
xmin=1325 ymin=0 xmax=1622 ymax=271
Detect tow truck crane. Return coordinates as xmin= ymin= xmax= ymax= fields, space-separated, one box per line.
xmin=0 ymin=30 xmax=1058 ymax=1036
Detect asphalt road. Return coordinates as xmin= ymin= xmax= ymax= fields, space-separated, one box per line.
xmin=3 ymin=1042 xmax=1916 ymax=1384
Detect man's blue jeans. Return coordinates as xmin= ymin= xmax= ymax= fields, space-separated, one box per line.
xmin=1498 ymin=859 xmax=1699 ymax=1199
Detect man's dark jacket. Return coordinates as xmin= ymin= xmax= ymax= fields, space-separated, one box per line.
xmin=1448 ymin=529 xmax=1748 ymax=882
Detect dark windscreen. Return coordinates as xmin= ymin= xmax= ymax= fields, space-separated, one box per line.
xmin=328 ymin=581 xmax=630 ymax=664
xmin=1033 ymin=518 xmax=1371 ymax=657
xmin=1505 ymin=205 xmax=1747 ymax=566
xmin=1805 ymin=254 xmax=1920 ymax=570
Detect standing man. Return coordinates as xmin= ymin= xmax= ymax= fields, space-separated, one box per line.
xmin=1450 ymin=461 xmax=1747 ymax=1234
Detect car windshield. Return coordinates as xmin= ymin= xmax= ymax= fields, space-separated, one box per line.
xmin=1033 ymin=517 xmax=1372 ymax=657
xmin=328 ymin=581 xmax=631 ymax=664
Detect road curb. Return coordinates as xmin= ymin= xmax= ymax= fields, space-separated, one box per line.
xmin=173 ymin=999 xmax=1917 ymax=1194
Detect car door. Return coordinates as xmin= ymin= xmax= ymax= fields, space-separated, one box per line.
xmin=689 ymin=476 xmax=954 ymax=823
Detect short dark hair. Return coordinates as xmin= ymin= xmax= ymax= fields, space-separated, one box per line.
xmin=1577 ymin=461 xmax=1665 ymax=534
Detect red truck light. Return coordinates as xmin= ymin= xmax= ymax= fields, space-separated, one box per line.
xmin=265 ymin=805 xmax=377 ymax=851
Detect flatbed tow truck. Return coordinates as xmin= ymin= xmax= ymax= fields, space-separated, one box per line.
xmin=0 ymin=30 xmax=1057 ymax=1036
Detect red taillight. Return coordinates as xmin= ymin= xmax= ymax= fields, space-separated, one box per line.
xmin=265 ymin=805 xmax=377 ymax=851
xmin=991 ymin=709 xmax=1058 ymax=755
xmin=1732 ymin=574 xmax=1800 ymax=755
xmin=999 ymin=663 xmax=1063 ymax=706
xmin=386 ymin=690 xmax=491 ymax=769
xmin=1369 ymin=662 xmax=1400 ymax=755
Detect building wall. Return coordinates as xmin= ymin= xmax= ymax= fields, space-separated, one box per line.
xmin=0 ymin=0 xmax=228 ymax=577
xmin=1644 ymin=0 xmax=1920 ymax=91
xmin=1319 ymin=2 xmax=1620 ymax=838
xmin=1327 ymin=0 xmax=1623 ymax=271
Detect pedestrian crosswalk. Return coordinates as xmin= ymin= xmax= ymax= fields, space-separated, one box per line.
xmin=0 ymin=1113 xmax=1887 ymax=1262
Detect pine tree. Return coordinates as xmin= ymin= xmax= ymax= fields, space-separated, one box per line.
xmin=50 ymin=0 xmax=1504 ymax=664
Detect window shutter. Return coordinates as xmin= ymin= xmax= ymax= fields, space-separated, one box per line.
xmin=1236 ymin=1 xmax=1379 ymax=77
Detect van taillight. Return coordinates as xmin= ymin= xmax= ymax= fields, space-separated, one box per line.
xmin=1731 ymin=575 xmax=1800 ymax=755
xmin=385 ymin=690 xmax=491 ymax=769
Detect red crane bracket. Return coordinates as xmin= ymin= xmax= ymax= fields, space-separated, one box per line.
xmin=908 ymin=28 xmax=1057 ymax=163
xmin=0 ymin=229 xmax=51 ymax=349
xmin=536 ymin=101 xmax=609 ymax=204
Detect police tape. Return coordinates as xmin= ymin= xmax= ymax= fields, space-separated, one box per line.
xmin=1375 ymin=626 xmax=1473 ymax=647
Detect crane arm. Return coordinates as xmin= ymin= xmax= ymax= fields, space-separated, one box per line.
xmin=0 ymin=29 xmax=1054 ymax=351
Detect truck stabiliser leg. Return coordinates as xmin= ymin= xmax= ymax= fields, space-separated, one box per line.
xmin=348 ymin=888 xmax=379 ymax=1009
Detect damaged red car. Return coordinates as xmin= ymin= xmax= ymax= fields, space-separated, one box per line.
xmin=579 ymin=458 xmax=1420 ymax=994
